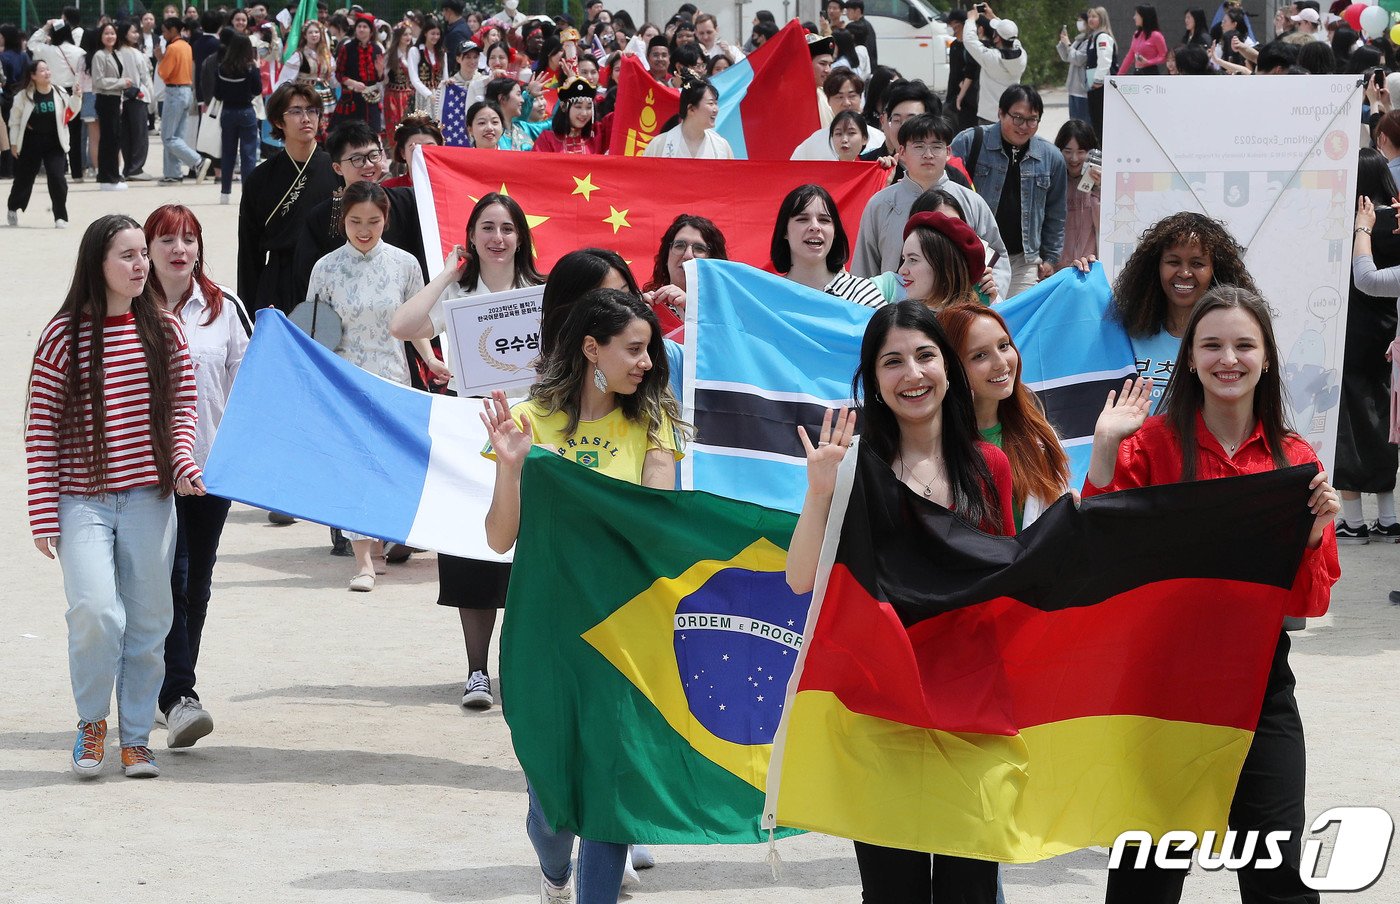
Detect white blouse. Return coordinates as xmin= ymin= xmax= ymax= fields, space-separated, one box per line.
xmin=178 ymin=284 xmax=251 ymax=467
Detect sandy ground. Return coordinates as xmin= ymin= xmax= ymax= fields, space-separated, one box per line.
xmin=1 ymin=108 xmax=1398 ymax=903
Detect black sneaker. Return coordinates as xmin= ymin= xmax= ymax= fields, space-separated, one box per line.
xmin=1370 ymin=520 xmax=1400 ymax=543
xmin=330 ymin=528 xmax=353 ymax=557
xmin=1335 ymin=521 xmax=1370 ymax=544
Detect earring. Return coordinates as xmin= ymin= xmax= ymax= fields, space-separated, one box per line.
xmin=1189 ymin=366 xmax=1196 ymax=373
xmin=875 ymin=394 xmax=885 ymax=405
xmin=593 ymin=366 xmax=608 ymax=392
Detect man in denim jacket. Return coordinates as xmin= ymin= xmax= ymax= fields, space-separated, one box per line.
xmin=950 ymin=84 xmax=1066 ymax=298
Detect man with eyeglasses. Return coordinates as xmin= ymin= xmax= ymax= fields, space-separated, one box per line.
xmin=958 ymin=3 xmax=1025 ymax=128
xmin=293 ymin=119 xmax=430 ymax=307
xmin=238 ymin=83 xmax=339 ymax=315
xmin=852 ymin=113 xmax=1011 ymax=302
xmin=950 ymin=84 xmax=1066 ymax=297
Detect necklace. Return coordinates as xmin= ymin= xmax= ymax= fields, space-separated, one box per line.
xmin=899 ymin=453 xmax=943 ymax=498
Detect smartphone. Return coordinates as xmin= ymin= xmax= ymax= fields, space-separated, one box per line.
xmin=975 ymin=3 xmax=987 ymax=11
xmin=1078 ymin=149 xmax=1102 ymax=193
xmin=1374 ymin=67 xmax=1386 ymax=88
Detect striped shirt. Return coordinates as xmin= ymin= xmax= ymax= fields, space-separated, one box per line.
xmin=26 ymin=310 xmax=200 ymax=538
xmin=824 ymin=270 xmax=886 ymax=308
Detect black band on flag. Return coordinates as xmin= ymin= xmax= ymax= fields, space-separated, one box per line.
xmin=695 ymin=388 xmax=860 ymax=458
xmin=1033 ymin=375 xmax=1139 ymax=441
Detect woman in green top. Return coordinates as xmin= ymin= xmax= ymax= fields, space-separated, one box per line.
xmin=938 ymin=301 xmax=1070 ymax=529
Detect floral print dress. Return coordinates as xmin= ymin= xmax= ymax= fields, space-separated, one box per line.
xmin=305 ymin=240 xmax=425 ymax=386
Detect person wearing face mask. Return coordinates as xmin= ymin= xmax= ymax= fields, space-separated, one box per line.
xmin=491 ymin=0 xmax=528 ymax=34
xmin=1056 ymin=12 xmax=1091 ymax=125
xmin=958 ymin=4 xmax=1025 ymax=128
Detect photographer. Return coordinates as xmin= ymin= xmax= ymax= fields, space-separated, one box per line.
xmin=959 ymin=3 xmax=1025 ymax=127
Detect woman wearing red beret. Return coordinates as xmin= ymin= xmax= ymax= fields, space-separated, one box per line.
xmin=898 ymin=211 xmax=985 ymax=310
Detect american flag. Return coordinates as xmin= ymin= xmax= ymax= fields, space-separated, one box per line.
xmin=441 ymin=83 xmax=470 ymax=147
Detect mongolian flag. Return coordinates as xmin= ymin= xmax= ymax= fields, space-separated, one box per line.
xmin=502 ymin=448 xmax=811 ymax=844
xmin=764 ymin=440 xmax=1317 ymax=862
xmin=410 ymin=145 xmax=886 ymax=272
xmin=608 ymin=19 xmax=818 ymax=159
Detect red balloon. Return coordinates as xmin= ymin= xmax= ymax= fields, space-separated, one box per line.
xmin=1343 ymin=2 xmax=1367 ymax=30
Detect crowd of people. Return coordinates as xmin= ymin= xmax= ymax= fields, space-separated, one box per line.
xmin=9 ymin=0 xmax=1400 ymax=902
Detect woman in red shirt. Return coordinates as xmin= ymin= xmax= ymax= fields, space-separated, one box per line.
xmin=788 ymin=299 xmax=1010 ymax=903
xmin=1086 ymin=286 xmax=1340 ymax=903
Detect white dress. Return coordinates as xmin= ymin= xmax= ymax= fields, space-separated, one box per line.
xmin=306 ymin=241 xmax=425 ymax=386
xmin=642 ymin=125 xmax=735 ymax=159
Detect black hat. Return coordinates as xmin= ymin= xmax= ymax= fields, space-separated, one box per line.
xmin=806 ymin=34 xmax=835 ymax=57
xmin=558 ymin=76 xmax=596 ymax=103
xmin=452 ymin=37 xmax=481 ymax=56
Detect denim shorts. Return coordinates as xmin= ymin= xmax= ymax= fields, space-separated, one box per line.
xmin=81 ymin=90 xmax=97 ymax=123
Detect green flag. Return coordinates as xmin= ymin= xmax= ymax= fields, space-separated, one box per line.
xmin=502 ymin=448 xmax=811 ymax=844
xmin=281 ymin=0 xmax=319 ymax=64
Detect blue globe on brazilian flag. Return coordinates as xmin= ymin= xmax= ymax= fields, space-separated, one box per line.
xmin=502 ymin=449 xmax=810 ymax=844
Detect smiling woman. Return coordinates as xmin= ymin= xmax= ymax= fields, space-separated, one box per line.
xmin=771 ymin=183 xmax=884 ymax=307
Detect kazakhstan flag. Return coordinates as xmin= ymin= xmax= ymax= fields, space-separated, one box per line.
xmin=502 ymin=448 xmax=810 ymax=844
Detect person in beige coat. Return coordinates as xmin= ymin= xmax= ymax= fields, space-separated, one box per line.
xmin=6 ymin=60 xmax=82 ymax=227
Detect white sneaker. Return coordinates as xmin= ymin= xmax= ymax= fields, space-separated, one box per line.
xmin=5 ymin=210 xmax=16 ymax=226
xmin=55 ymin=219 xmax=68 ymax=229
xmin=194 ymin=158 xmax=212 ymax=185
xmin=462 ymin=671 xmax=492 ymax=709
xmin=165 ymin=696 xmax=214 ymax=748
xmin=220 ymin=193 xmax=231 ymax=205
xmin=540 ymin=875 xmax=573 ymax=903
xmin=622 ymin=858 xmax=642 ymax=888
xmin=630 ymin=844 xmax=655 ymax=870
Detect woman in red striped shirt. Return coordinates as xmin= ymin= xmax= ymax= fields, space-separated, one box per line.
xmin=25 ymin=214 xmax=201 ymax=780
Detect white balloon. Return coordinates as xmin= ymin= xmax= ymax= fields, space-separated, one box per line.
xmin=1361 ymin=4 xmax=1389 ymax=37
xmin=1362 ymin=0 xmax=1379 ymax=6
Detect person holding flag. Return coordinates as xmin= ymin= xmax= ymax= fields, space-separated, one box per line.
xmin=642 ymin=75 xmax=733 ymax=158
xmin=786 ymin=299 xmax=1008 ymax=902
xmin=1085 ymin=287 xmax=1340 ymax=902
xmin=480 ymin=289 xmax=688 ymax=903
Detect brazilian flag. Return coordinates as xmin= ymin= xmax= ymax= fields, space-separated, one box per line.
xmin=502 ymin=448 xmax=810 ymax=844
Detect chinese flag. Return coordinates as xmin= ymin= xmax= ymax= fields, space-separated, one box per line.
xmin=414 ymin=145 xmax=887 ymax=276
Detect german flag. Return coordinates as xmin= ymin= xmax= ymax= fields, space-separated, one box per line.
xmin=764 ymin=440 xmax=1317 ymax=863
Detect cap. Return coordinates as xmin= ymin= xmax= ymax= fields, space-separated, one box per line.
xmin=990 ymin=17 xmax=1018 ymax=40
xmin=1290 ymin=8 xmax=1319 ymax=23
xmin=903 ymin=212 xmax=986 ymax=283
xmin=558 ymin=76 xmax=596 ymax=103
xmin=452 ymin=38 xmax=481 ymax=56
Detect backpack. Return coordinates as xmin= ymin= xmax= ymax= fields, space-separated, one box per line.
xmin=1084 ymin=32 xmax=1119 ymax=78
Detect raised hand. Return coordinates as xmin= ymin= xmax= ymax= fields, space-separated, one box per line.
xmin=1094 ymin=377 xmax=1153 ymax=446
xmin=797 ymin=407 xmax=857 ymax=500
xmin=480 ymin=390 xmax=533 ymax=470
xmin=1356 ymin=195 xmax=1377 ymax=232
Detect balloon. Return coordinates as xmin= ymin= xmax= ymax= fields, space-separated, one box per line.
xmin=1362 ymin=0 xmax=1378 ymax=7
xmin=1360 ymin=3 xmax=1389 ymax=36
xmin=1392 ymin=21 xmax=1400 ymax=42
xmin=1344 ymin=2 xmax=1367 ymax=29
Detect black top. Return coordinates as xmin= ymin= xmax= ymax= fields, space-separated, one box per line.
xmin=27 ymin=90 xmax=59 ymax=141
xmin=214 ymin=66 xmax=262 ymax=109
xmin=293 ymin=185 xmax=429 ymax=304
xmin=947 ymin=40 xmax=979 ymax=116
xmin=238 ymin=148 xmax=340 ymax=311
xmin=995 ymin=143 xmax=1025 ymax=256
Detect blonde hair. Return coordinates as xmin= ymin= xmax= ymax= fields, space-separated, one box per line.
xmin=1087 ymin=6 xmax=1114 ymax=38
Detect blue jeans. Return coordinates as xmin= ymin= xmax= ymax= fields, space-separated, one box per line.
xmin=219 ymin=105 xmax=259 ymax=195
xmin=1068 ymin=93 xmax=1089 ymax=125
xmin=161 ymin=85 xmax=202 ymax=179
xmin=57 ymin=487 xmax=176 ymax=747
xmin=525 ymin=784 xmax=627 ymax=903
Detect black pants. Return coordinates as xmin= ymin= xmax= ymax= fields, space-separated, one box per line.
xmin=854 ymin=841 xmax=999 ymax=903
xmin=7 ymin=130 xmax=68 ymax=222
xmin=160 ymin=493 xmax=232 ymax=713
xmin=1088 ymin=86 xmax=1105 ymax=144
xmin=67 ymin=116 xmax=83 ymax=179
xmin=95 ymin=93 xmax=124 ymax=183
xmin=121 ymin=97 xmax=149 ymax=176
xmin=1105 ymin=631 xmax=1317 ymax=904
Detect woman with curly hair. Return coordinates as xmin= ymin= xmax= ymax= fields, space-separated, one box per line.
xmin=1080 ymin=211 xmax=1258 ymax=411
xmin=640 ymin=213 xmax=728 ymax=337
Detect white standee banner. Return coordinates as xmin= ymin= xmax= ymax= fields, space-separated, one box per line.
xmin=442 ymin=285 xmax=546 ymax=396
xmin=1101 ymin=75 xmax=1362 ymax=469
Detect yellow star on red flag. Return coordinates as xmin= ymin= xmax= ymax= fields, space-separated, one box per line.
xmin=603 ymin=206 xmax=631 ymax=234
xmin=571 ymin=173 xmax=599 ymax=201
xmin=467 ymin=183 xmax=551 ymax=231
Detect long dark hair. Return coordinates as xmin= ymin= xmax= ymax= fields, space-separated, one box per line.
xmin=540 ymin=248 xmax=640 ymax=358
xmin=1160 ymin=286 xmax=1293 ymax=481
xmin=528 ymin=288 xmax=690 ymax=449
xmin=50 ymin=215 xmax=179 ymax=497
xmin=459 ymin=193 xmax=544 ymax=292
xmin=852 ymin=301 xmax=1001 ymax=530
xmin=644 ymin=214 xmax=728 ymax=291
xmin=1135 ymin=4 xmax=1160 ymax=36
xmin=220 ymin=33 xmax=256 ymax=77
xmin=1111 ymin=212 xmax=1257 ymax=338
xmin=770 ymin=183 xmax=851 ymax=274
xmin=1357 ymin=146 xmax=1398 ymax=204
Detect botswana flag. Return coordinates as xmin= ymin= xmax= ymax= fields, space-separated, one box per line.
xmin=682 ymin=260 xmax=875 ymax=513
xmin=764 ymin=440 xmax=1316 ymax=862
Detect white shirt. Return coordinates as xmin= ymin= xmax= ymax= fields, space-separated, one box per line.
xmin=642 ymin=125 xmax=735 ymax=159
xmin=178 ymin=284 xmax=252 ymax=467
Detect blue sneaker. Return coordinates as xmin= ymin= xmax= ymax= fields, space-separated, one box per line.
xmin=71 ymin=720 xmax=106 ymax=778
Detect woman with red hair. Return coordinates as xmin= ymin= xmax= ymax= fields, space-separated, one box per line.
xmin=938 ymin=302 xmax=1070 ymax=529
xmin=143 ymin=204 xmax=251 ymax=750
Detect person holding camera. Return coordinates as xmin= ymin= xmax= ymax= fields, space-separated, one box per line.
xmin=959 ymin=2 xmax=1025 ymax=127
